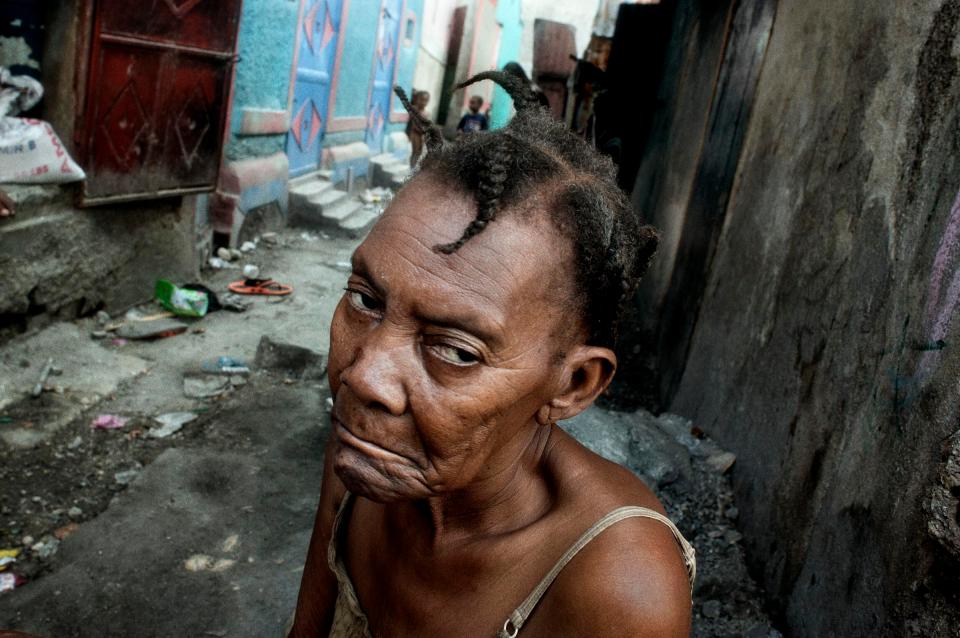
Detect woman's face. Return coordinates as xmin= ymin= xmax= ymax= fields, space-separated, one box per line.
xmin=327 ymin=175 xmax=579 ymax=502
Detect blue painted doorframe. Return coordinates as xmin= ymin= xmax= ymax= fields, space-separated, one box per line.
xmin=287 ymin=0 xmax=344 ymax=177
xmin=365 ymin=0 xmax=404 ymax=153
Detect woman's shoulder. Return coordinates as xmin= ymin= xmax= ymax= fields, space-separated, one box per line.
xmin=532 ymin=428 xmax=692 ymax=636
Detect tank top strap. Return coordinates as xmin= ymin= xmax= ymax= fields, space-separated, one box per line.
xmin=496 ymin=506 xmax=697 ymax=638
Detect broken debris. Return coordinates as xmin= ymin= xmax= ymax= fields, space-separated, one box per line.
xmin=91 ymin=414 xmax=128 ymax=430
xmin=254 ymin=336 xmax=327 ymax=380
xmin=149 ymin=412 xmax=198 ymax=439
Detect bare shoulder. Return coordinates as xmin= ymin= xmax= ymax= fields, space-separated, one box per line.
xmin=535 ymin=430 xmax=693 ymax=637
xmin=539 ymin=513 xmax=693 ymax=637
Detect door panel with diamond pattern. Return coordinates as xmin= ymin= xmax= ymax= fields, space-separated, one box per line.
xmin=79 ymin=0 xmax=241 ymax=204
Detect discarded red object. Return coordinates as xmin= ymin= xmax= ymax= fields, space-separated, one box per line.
xmin=91 ymin=414 xmax=128 ymax=430
xmin=228 ymin=278 xmax=293 ymax=296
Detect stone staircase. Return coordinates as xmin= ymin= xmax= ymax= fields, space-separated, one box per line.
xmin=369 ymin=153 xmax=411 ymax=189
xmin=287 ymin=171 xmax=380 ymax=238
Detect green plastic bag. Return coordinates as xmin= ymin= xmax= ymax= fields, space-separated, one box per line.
xmin=155 ymin=279 xmax=208 ymax=318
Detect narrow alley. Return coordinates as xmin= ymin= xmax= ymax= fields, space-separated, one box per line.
xmin=1 ymin=1 xmax=959 ymax=637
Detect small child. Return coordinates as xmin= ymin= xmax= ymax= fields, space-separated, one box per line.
xmin=405 ymin=90 xmax=430 ymax=167
xmin=456 ymin=95 xmax=489 ymax=135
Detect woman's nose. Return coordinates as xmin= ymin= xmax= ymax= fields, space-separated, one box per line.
xmin=339 ymin=329 xmax=408 ymax=416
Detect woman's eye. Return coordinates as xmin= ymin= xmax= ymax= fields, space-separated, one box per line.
xmin=345 ymin=289 xmax=381 ymax=312
xmin=429 ymin=343 xmax=480 ymax=366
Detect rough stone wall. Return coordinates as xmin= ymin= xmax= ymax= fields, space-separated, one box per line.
xmin=0 ymin=186 xmax=196 ymax=340
xmin=654 ymin=1 xmax=960 ymax=635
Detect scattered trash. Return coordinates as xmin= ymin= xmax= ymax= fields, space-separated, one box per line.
xmin=325 ymin=397 xmax=334 ymax=412
xmin=31 ymin=357 xmax=54 ymax=397
xmin=31 ymin=536 xmax=59 ymax=560
xmin=0 ymin=549 xmax=19 ymax=571
xmin=200 ymin=356 xmax=250 ymax=376
xmin=184 ymin=554 xmax=235 ymax=572
xmin=220 ymin=293 xmax=250 ymax=313
xmin=216 ymin=247 xmax=234 ymax=262
xmin=183 ymin=375 xmax=231 ymax=399
xmin=0 ymin=416 xmax=13 ymax=425
xmin=67 ymin=506 xmax=83 ymax=519
xmin=254 ymin=336 xmax=327 ymax=380
xmin=326 ymin=260 xmax=352 ymax=273
xmin=53 ymin=523 xmax=79 ymax=541
xmin=115 ymin=318 xmax=188 ymax=340
xmin=90 ymin=330 xmax=109 ymax=339
xmin=242 ymin=264 xmax=260 ymax=279
xmin=155 ymin=279 xmax=209 ymax=318
xmin=240 ymin=241 xmax=257 ymax=253
xmin=0 ymin=571 xmax=24 ymax=593
xmin=300 ymin=231 xmax=318 ymax=242
xmin=67 ymin=436 xmax=82 ymax=449
xmin=208 ymin=257 xmax=238 ymax=269
xmin=112 ymin=338 xmax=129 ymax=347
xmin=228 ymin=278 xmax=293 ymax=296
xmin=114 ymin=469 xmax=140 ymax=485
xmin=95 ymin=310 xmax=111 ymax=327
xmin=221 ymin=534 xmax=240 ymax=553
xmin=192 ymin=327 xmax=206 ymax=334
xmin=149 ymin=412 xmax=198 ymax=439
xmin=260 ymin=232 xmax=279 ymax=246
xmin=0 ymin=67 xmax=85 ymax=184
xmin=91 ymin=414 xmax=128 ymax=430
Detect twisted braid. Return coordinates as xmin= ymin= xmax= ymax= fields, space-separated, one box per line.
xmin=435 ymin=135 xmax=513 ymax=254
xmin=393 ymin=86 xmax=445 ymax=153
xmin=391 ymin=69 xmax=659 ymax=347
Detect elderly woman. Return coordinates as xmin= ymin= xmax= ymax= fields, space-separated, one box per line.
xmin=289 ymin=72 xmax=695 ymax=638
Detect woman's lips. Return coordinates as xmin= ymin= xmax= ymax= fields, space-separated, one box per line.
xmin=332 ymin=416 xmax=411 ymax=465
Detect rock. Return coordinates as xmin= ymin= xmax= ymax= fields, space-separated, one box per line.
xmin=67 ymin=506 xmax=83 ymax=519
xmin=706 ymin=451 xmax=737 ymax=473
xmin=67 ymin=436 xmax=82 ymax=450
xmin=229 ymin=249 xmax=242 ymax=261
xmin=21 ymin=535 xmax=34 ymax=547
xmin=254 ymin=336 xmax=327 ymax=380
xmin=702 ymin=599 xmax=721 ymax=619
xmin=95 ymin=310 xmax=111 ymax=327
xmin=240 ymin=241 xmax=257 ymax=253
xmin=183 ymin=375 xmax=231 ymax=399
xmin=149 ymin=412 xmax=197 ymax=439
xmin=260 ymin=232 xmax=279 ymax=246
xmin=216 ymin=247 xmax=233 ymax=261
xmin=91 ymin=330 xmax=108 ymax=339
xmin=32 ymin=537 xmax=60 ymax=560
xmin=114 ymin=469 xmax=140 ymax=485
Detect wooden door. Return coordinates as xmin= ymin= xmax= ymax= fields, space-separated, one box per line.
xmin=79 ymin=0 xmax=242 ymax=205
xmin=286 ymin=0 xmax=344 ymax=177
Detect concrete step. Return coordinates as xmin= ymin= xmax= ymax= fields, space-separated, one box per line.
xmin=339 ymin=205 xmax=381 ymax=236
xmin=369 ymin=153 xmax=408 ymax=189
xmin=322 ymin=196 xmax=364 ymax=223
xmin=308 ymin=188 xmax=349 ymax=211
xmin=290 ymin=179 xmax=334 ymax=201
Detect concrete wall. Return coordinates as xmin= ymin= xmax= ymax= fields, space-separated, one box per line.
xmin=489 ymin=0 xmax=522 ymax=130
xmin=518 ymin=0 xmax=595 ymax=73
xmin=638 ymin=0 xmax=960 ymax=634
xmin=412 ymin=0 xmax=458 ymax=122
xmin=226 ymin=0 xmax=299 ymax=162
xmin=332 ymin=1 xmax=381 ymax=122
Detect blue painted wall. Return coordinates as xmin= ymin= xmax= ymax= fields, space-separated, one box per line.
xmin=332 ymin=0 xmax=381 ymax=120
xmin=489 ymin=0 xmax=523 ymax=130
xmin=226 ymin=0 xmax=299 ymax=161
xmin=392 ymin=0 xmax=424 ymax=119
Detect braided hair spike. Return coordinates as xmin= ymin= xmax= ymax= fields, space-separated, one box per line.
xmin=394 ymin=86 xmax=445 ymax=154
xmin=390 ymin=69 xmax=658 ymax=348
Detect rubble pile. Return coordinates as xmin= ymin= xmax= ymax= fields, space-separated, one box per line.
xmin=563 ymin=407 xmax=780 ymax=638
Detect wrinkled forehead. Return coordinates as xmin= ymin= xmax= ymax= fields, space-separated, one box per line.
xmin=355 ymin=176 xmax=575 ymax=330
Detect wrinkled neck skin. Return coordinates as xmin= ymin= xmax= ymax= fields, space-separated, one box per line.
xmin=382 ymin=419 xmax=557 ymax=553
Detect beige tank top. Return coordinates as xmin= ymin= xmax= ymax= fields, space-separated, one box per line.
xmin=325 ymin=492 xmax=696 ymax=638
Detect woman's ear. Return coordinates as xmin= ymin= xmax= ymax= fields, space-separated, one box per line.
xmin=546 ymin=346 xmax=617 ymax=422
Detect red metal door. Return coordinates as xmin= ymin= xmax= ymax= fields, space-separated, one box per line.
xmin=79 ymin=0 xmax=242 ymax=205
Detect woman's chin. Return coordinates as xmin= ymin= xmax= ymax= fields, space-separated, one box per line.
xmin=332 ymin=446 xmax=426 ymax=503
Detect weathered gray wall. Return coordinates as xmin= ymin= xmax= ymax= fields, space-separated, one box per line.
xmin=0 ymin=186 xmax=197 ymax=339
xmin=644 ymin=0 xmax=960 ymax=635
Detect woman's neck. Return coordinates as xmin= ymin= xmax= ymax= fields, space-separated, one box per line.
xmin=385 ymin=423 xmax=558 ymax=553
